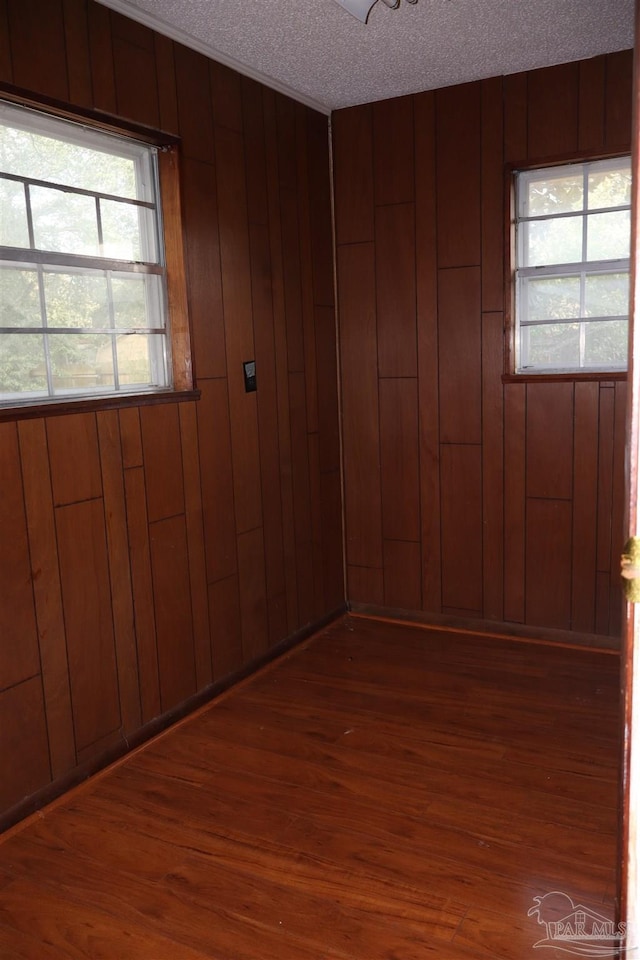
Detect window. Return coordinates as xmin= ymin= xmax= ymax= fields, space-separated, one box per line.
xmin=513 ymin=156 xmax=631 ymax=375
xmin=0 ymin=99 xmax=186 ymax=409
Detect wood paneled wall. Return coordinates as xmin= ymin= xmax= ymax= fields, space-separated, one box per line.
xmin=333 ymin=52 xmax=632 ymax=637
xmin=0 ymin=0 xmax=342 ymax=818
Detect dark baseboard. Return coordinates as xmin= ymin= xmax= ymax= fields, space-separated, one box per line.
xmin=347 ymin=602 xmax=621 ymax=653
xmin=0 ymin=604 xmax=347 ymax=837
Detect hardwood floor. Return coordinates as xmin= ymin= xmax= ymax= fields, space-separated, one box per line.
xmin=0 ymin=614 xmax=620 ymax=959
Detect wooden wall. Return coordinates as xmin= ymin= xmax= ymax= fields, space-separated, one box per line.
xmin=0 ymin=0 xmax=342 ymax=818
xmin=333 ymin=52 xmax=632 ymax=638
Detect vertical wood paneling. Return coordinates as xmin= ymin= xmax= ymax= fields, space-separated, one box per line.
xmin=526 ymin=382 xmax=574 ymax=500
xmin=118 ymin=408 xmax=143 ymax=469
xmin=348 ymin=566 xmax=384 ymax=606
xmin=96 ymin=412 xmax=141 ymax=734
xmin=208 ymin=575 xmax=242 ymax=679
xmin=0 ymin=423 xmax=40 ymax=691
xmin=210 ymin=61 xmax=243 ymax=132
xmin=0 ymin=0 xmax=12 ymax=82
xmin=280 ymin=185 xmax=305 ymax=374
xmin=605 ymin=50 xmax=633 ymax=150
xmin=609 ymin=380 xmax=627 ymax=637
xmin=436 ymin=82 xmax=481 ymax=267
xmin=315 ymin=305 xmax=340 ymax=474
xmin=18 ymin=420 xmax=76 ymax=776
xmin=440 ymin=444 xmax=483 ymax=613
xmin=504 ymin=72 xmax=528 ymax=163
xmin=379 ymin=378 xmax=420 ymax=542
xmin=63 ymin=0 xmax=92 ymax=108
xmin=0 ymin=677 xmax=50 ymax=812
xmin=47 ymin=414 xmax=102 ymax=507
xmin=181 ymin=158 xmax=226 ymax=380
xmin=149 ymin=515 xmax=196 ymax=712
xmin=526 ymin=499 xmax=572 ymax=629
xmin=124 ymin=465 xmax=160 ymax=723
xmin=320 ymin=469 xmax=344 ymax=612
xmin=197 ymin=378 xmax=237 ymax=585
xmin=111 ymin=13 xmax=159 ymax=127
xmin=438 ymin=266 xmax=482 ymax=445
xmin=373 ymin=96 xmax=414 ymax=206
xmin=56 ymin=499 xmax=120 ymax=751
xmin=242 ymin=79 xmax=269 ymax=227
xmin=289 ymin=371 xmax=314 ymax=624
xmin=481 ymin=77 xmax=504 ymax=312
xmin=375 ymin=203 xmax=417 ymax=378
xmin=87 ymin=0 xmax=116 ymax=113
xmin=332 ymin=105 xmax=374 ymax=245
xmin=8 ymin=0 xmax=68 ymax=99
xmin=139 ymin=404 xmax=185 ymax=523
xmin=237 ymin=528 xmax=269 ymax=663
xmin=571 ymin=382 xmax=599 ymax=632
xmin=528 ymin=62 xmax=579 ymax=159
xmin=179 ymin=402 xmax=212 ymax=690
xmin=296 ymin=104 xmax=319 ymax=434
xmin=578 ymin=56 xmax=606 ymax=152
xmin=415 ymin=91 xmax=441 ymax=613
xmin=383 ymin=540 xmax=421 ymax=611
xmin=596 ymin=386 xmax=615 ymax=580
xmin=306 ymin=112 xmax=334 ymax=308
xmin=307 ymin=433 xmax=325 ymax=619
xmin=154 ymin=34 xmax=179 ymax=135
xmin=338 ymin=242 xmax=382 ymax=570
xmin=174 ymin=44 xmax=215 ymax=163
xmin=215 ymin=126 xmax=263 ymax=534
xmin=504 ymin=384 xmax=526 ymax=622
xmin=481 ymin=312 xmax=504 ymax=621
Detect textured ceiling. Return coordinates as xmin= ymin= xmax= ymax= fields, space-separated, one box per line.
xmin=97 ymin=0 xmax=635 ymax=113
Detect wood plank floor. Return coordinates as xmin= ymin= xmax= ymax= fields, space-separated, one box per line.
xmin=0 ymin=614 xmax=621 ymax=959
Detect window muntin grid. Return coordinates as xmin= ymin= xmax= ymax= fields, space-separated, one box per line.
xmin=0 ymin=100 xmax=170 ymax=406
xmin=514 ymin=156 xmax=631 ymax=374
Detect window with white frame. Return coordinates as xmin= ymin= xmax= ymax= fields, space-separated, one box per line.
xmin=0 ymin=99 xmax=172 ymax=407
xmin=514 ymin=156 xmax=631 ymax=374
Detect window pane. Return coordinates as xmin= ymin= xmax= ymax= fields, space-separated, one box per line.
xmin=0 ymin=265 xmax=41 ymax=327
xmin=43 ymin=270 xmax=110 ymax=330
xmin=31 ymin=185 xmax=99 ymax=256
xmin=584 ymin=320 xmax=628 ymax=367
xmin=111 ymin=275 xmax=148 ymax=328
xmin=524 ymin=276 xmax=580 ymax=322
xmin=588 ymin=166 xmax=631 ymax=210
xmin=0 ymin=333 xmax=47 ymax=396
xmin=1 ymin=124 xmax=137 ymax=199
xmin=101 ymin=200 xmax=159 ymax=263
xmin=116 ymin=333 xmax=160 ymax=386
xmin=49 ymin=332 xmax=114 ymax=392
xmin=525 ymin=171 xmax=583 ymax=217
xmin=522 ymin=217 xmax=582 ymax=266
xmin=585 ymin=273 xmax=629 ymax=318
xmin=0 ymin=178 xmax=29 ymax=247
xmin=523 ymin=322 xmax=580 ymax=369
xmin=587 ymin=210 xmax=630 ymax=261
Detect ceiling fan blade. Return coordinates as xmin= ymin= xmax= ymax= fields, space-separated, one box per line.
xmin=332 ymin=0 xmax=378 ymax=23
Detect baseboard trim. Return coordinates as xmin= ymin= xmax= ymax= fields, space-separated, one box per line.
xmin=0 ymin=604 xmax=347 ymax=838
xmin=347 ymin=603 xmax=621 ymax=654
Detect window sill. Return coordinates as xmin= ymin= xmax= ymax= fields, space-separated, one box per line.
xmin=0 ymin=388 xmax=201 ymax=423
xmin=502 ymin=370 xmax=627 ymax=385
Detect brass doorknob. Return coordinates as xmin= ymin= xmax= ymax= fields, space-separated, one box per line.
xmin=621 ymin=537 xmax=640 ymax=602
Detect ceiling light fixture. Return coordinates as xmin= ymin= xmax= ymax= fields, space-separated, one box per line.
xmin=333 ymin=0 xmax=417 ymax=24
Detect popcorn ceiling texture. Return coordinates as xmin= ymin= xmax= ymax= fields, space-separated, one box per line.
xmin=100 ymin=0 xmax=634 ymax=112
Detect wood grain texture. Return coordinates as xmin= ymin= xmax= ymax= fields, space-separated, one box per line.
xmin=55 ymin=498 xmax=120 ymax=751
xmin=481 ymin=77 xmax=504 ymax=313
xmin=375 ymin=203 xmax=417 ymax=378
xmin=111 ymin=13 xmax=159 ymax=127
xmin=0 ymin=0 xmax=12 ymax=83
xmin=338 ymin=242 xmax=382 ymax=570
xmin=332 ymin=105 xmax=374 ymax=245
xmin=383 ymin=540 xmax=421 ymax=611
xmin=87 ymin=0 xmax=116 ymax=114
xmin=154 ymin=33 xmax=179 ymax=135
xmin=96 ymin=411 xmax=141 ymax=734
xmin=62 ymin=0 xmax=92 ymax=108
xmin=296 ymin=103 xmax=318 ymax=434
xmin=527 ymin=62 xmax=579 ymax=160
xmin=7 ymin=0 xmax=68 ymax=99
xmin=173 ymin=43 xmax=215 ymax=163
xmin=17 ymin=419 xmax=76 ymax=777
xmin=605 ymin=49 xmax=633 ymax=151
xmin=0 ymin=616 xmax=618 ymax=959
xmin=481 ymin=312 xmax=504 ymax=621
xmin=139 ymin=403 xmax=185 ymax=523
xmin=347 ymin=566 xmax=384 ymax=606
xmin=379 ymin=377 xmax=420 ymax=543
xmin=526 ymin=382 xmax=574 ymax=501
xmin=0 ymin=423 xmax=40 ymax=692
xmin=372 ymin=95 xmax=414 ymax=206
xmin=571 ymin=382 xmax=599 ymax=633
xmin=208 ymin=575 xmax=243 ymax=680
xmin=503 ymin=71 xmax=528 ymax=163
xmin=210 ymin=60 xmax=243 ymax=133
xmin=149 ymin=515 xmax=197 ymax=712
xmin=118 ymin=407 xmax=143 ymax=468
xmin=436 ymin=81 xmax=481 ymax=267
xmin=503 ymin=384 xmax=526 ymax=623
xmin=242 ymin=78 xmax=269 ymax=227
xmin=197 ymin=378 xmax=237 ymax=585
xmin=608 ymin=380 xmax=626 ymax=638
xmin=306 ymin=111 xmax=334 ymax=308
xmin=46 ymin=413 xmax=102 ymax=507
xmin=438 ymin=266 xmax=482 ymax=445
xmin=415 ymin=91 xmax=441 ymax=613
xmin=526 ymin=499 xmax=572 ymax=629
xmin=440 ymin=444 xmax=483 ymax=613
xmin=0 ymin=676 xmax=50 ymax=812
xmin=237 ymin=527 xmax=269 ymax=663
xmin=578 ymin=55 xmax=606 ymax=152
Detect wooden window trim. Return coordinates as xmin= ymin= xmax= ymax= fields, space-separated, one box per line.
xmin=503 ymin=147 xmax=631 ymax=384
xmin=0 ymin=83 xmax=196 ymax=419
